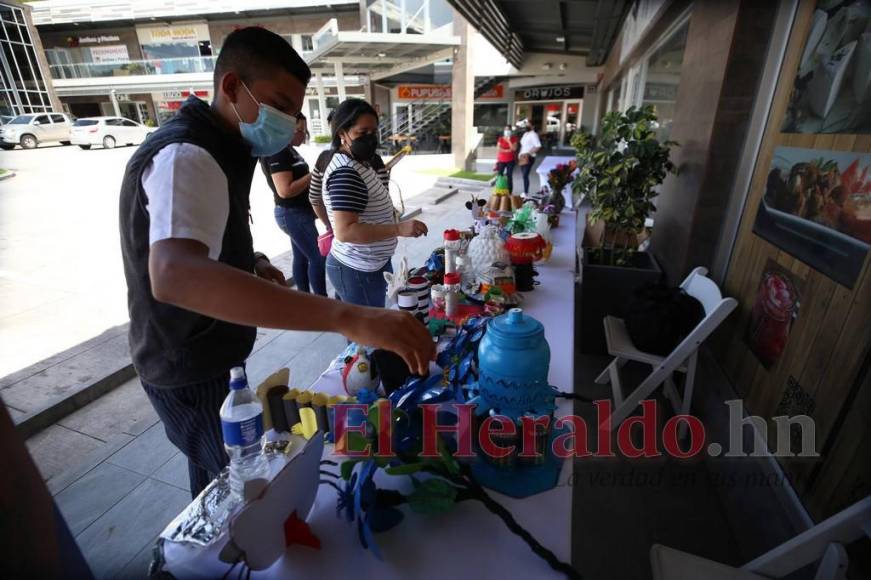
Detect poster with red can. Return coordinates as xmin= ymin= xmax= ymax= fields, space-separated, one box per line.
xmin=745 ymin=259 xmax=805 ymax=369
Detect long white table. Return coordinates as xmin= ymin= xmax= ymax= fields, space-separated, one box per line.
xmin=163 ymin=213 xmax=577 ymax=579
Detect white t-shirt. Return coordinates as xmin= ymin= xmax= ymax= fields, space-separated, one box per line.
xmin=141 ymin=143 xmax=229 ymax=260
xmin=519 ymin=130 xmax=542 ymax=156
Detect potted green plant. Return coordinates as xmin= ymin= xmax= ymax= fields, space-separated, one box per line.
xmin=570 ymin=105 xmax=678 ymax=353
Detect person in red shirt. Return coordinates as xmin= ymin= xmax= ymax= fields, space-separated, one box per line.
xmin=494 ymin=125 xmax=519 ymax=193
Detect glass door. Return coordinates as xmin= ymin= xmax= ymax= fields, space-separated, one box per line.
xmin=563 ymin=100 xmax=581 ymax=146
xmin=542 ymin=102 xmax=562 ymax=149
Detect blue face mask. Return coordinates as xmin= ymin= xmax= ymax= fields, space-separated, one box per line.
xmin=231 ymin=82 xmax=297 ymax=157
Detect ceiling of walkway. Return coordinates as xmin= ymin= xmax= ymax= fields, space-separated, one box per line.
xmin=446 ymin=0 xmax=630 ymax=67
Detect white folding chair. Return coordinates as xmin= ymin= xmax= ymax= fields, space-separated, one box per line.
xmin=594 ymin=267 xmax=738 ymax=434
xmin=650 ymin=495 xmax=871 ymax=580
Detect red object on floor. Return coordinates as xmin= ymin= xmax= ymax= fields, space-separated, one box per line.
xmin=284 ymin=511 xmax=321 ymax=550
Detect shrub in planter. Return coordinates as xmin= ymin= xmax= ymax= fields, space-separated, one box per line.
xmin=313 ymin=134 xmax=332 ymax=144
xmin=570 ymin=106 xmax=678 ymax=353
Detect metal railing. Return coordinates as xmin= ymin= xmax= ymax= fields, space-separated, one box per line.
xmin=48 ymin=56 xmax=217 ymax=80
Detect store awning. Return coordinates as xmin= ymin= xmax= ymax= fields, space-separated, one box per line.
xmin=445 ymin=0 xmax=629 ymax=67
xmin=305 ymin=19 xmax=460 ymax=82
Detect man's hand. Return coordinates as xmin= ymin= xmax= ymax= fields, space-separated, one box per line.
xmin=255 ymin=257 xmax=287 ymax=285
xmin=341 ymin=308 xmax=435 ymax=375
xmin=396 ymin=219 xmax=428 ymax=238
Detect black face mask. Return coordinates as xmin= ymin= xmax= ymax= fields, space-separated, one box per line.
xmin=350 ymin=133 xmax=378 ymax=161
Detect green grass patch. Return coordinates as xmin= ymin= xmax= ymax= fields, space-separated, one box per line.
xmin=417 ymin=167 xmax=492 ymax=181
xmin=0 ymin=169 xmax=10 ymax=178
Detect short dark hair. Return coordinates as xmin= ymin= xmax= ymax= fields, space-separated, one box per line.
xmin=214 ymin=27 xmax=311 ymax=92
xmin=330 ymin=98 xmax=379 ymax=150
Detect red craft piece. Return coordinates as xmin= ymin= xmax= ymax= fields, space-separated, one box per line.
xmin=284 ymin=511 xmax=321 ymax=550
xmin=505 ymin=232 xmax=546 ymax=264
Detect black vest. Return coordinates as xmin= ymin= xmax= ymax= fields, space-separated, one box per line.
xmin=119 ymin=97 xmax=257 ymax=388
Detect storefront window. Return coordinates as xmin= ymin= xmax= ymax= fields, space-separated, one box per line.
xmin=474 ymin=103 xmax=509 ymax=146
xmin=641 ymin=20 xmax=688 ymax=140
xmin=0 ymin=5 xmax=52 ymax=114
xmin=564 ymin=102 xmax=580 ymax=146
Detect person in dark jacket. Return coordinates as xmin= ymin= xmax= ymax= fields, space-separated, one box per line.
xmin=119 ymin=27 xmax=433 ymax=497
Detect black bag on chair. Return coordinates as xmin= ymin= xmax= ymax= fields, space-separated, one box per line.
xmin=624 ymin=283 xmax=705 ymax=356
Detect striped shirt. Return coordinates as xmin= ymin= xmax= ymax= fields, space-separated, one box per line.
xmin=323 ymin=152 xmax=397 ymax=271
xmin=309 ymin=150 xmax=389 ymax=208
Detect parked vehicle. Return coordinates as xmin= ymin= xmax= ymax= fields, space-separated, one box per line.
xmin=0 ymin=115 xmax=14 ymax=125
xmin=69 ymin=116 xmax=156 ymax=150
xmin=0 ymin=113 xmax=73 ymax=149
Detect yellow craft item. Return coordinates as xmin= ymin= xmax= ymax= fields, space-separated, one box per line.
xmin=291 ymin=407 xmax=319 ymax=440
xmin=296 ymin=391 xmax=313 ymax=407
xmin=283 ymin=388 xmax=300 ymax=401
xmin=254 ymin=368 xmax=290 ymax=431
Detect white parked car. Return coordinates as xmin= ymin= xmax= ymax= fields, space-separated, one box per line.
xmin=0 ymin=112 xmax=74 ymax=149
xmin=70 ymin=116 xmax=156 ymax=150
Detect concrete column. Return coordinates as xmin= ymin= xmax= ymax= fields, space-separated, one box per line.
xmin=109 ymin=90 xmax=121 ymax=117
xmin=315 ymin=72 xmax=328 ymax=135
xmin=334 ymin=62 xmax=347 ymax=102
xmin=450 ymin=9 xmax=475 ymax=171
xmin=362 ymin=74 xmax=372 ymax=103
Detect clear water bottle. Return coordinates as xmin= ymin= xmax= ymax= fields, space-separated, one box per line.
xmin=220 ymin=367 xmax=269 ymax=502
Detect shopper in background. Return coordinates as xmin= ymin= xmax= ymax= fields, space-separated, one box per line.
xmin=322 ymin=98 xmax=428 ymax=307
xmin=493 ymin=125 xmax=519 ymax=193
xmin=260 ymin=113 xmax=326 ymax=296
xmin=519 ymin=123 xmax=542 ymax=193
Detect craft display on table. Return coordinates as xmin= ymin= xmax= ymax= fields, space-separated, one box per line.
xmin=443 ymin=228 xmax=461 ymax=274
xmin=342 ymin=346 xmax=381 ymax=396
xmin=467 ymin=309 xmax=561 ymax=497
xmin=506 ymin=232 xmax=547 ymax=292
xmin=466 ymin=194 xmax=488 ymax=233
xmin=534 ymin=211 xmax=554 ymax=262
xmin=383 ymin=256 xmax=410 ymax=307
xmin=467 ymin=224 xmax=510 ymax=277
xmin=489 ymin=175 xmax=511 ymax=212
xmin=157 ymin=197 xmax=581 ymax=580
xmin=324 ymin=315 xmax=577 ymax=578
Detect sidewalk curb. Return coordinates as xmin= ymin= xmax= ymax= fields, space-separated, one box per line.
xmin=434 ymin=176 xmax=490 ymax=191
xmin=16 ymin=363 xmax=136 ymax=439
xmin=433 ymin=187 xmax=460 ymax=205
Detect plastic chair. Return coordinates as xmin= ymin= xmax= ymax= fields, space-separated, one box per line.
xmin=650 ymin=496 xmax=871 ymax=580
xmin=594 ymin=267 xmax=738 ymax=435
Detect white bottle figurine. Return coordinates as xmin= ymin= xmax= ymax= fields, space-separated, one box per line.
xmin=220 ymin=367 xmax=269 ymax=502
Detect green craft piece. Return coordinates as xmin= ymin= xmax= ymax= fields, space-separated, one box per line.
xmin=341 ymin=459 xmax=359 ymax=480
xmin=493 ymin=174 xmax=510 ymax=195
xmin=384 ymin=463 xmax=426 ymax=476
xmin=407 ymin=479 xmax=459 ymax=515
xmin=507 ymin=204 xmax=535 ymax=234
xmin=438 ymin=437 xmax=461 ymax=475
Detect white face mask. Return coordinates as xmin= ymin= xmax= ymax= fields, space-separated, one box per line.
xmin=503 ymin=129 xmax=512 ymax=137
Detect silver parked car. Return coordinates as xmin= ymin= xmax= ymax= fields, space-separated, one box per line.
xmin=69 ymin=116 xmax=156 ymax=150
xmin=0 ymin=112 xmax=74 ymax=149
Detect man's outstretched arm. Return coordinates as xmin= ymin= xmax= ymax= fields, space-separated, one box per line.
xmin=150 ymin=238 xmax=433 ymax=374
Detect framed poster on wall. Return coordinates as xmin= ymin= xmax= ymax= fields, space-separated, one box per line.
xmin=745 ymin=259 xmax=805 ymax=369
xmin=780 ymin=0 xmax=871 ymax=134
xmin=752 ymin=146 xmax=871 ymax=287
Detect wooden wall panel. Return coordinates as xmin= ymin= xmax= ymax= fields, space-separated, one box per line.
xmin=717 ymin=0 xmax=871 ymax=519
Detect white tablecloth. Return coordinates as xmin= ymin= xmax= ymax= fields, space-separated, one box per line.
xmin=535 ymin=155 xmax=577 ymax=209
xmin=164 ymin=214 xmax=578 ymax=579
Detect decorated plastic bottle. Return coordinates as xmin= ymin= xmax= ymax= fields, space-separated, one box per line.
xmin=444 ymin=272 xmax=461 ymax=317
xmin=220 ymin=367 xmax=269 ymax=501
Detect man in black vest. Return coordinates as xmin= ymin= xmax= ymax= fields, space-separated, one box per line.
xmin=119 ymin=27 xmax=433 ymax=496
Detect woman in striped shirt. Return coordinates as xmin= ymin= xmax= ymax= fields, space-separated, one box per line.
xmin=322 ymin=99 xmax=428 ymax=307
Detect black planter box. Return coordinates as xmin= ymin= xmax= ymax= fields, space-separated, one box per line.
xmin=577 ymin=249 xmax=662 ymax=354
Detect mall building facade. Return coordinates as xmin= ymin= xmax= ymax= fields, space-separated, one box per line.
xmin=25 ymin=0 xmax=599 ymax=157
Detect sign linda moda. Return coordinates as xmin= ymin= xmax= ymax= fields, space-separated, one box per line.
xmin=516 ymin=85 xmax=583 ymax=101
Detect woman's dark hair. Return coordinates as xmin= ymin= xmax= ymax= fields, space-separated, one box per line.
xmin=329 ymin=98 xmax=379 ymax=151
